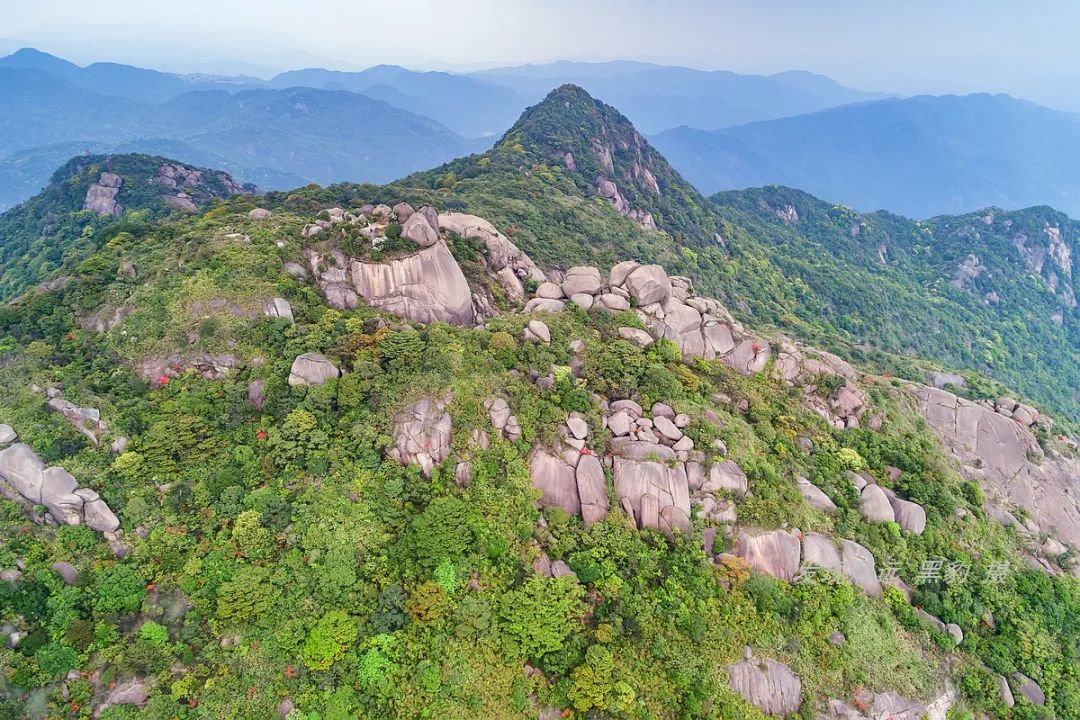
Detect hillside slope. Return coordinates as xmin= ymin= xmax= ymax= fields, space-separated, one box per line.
xmin=0 ymin=160 xmax=1076 ymax=718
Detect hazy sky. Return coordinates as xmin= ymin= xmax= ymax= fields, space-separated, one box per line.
xmin=4 ymin=0 xmax=1080 ymax=97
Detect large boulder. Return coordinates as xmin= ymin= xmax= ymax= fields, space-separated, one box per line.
xmin=83 ymin=172 xmax=123 ymax=216
xmin=733 ymin=530 xmax=801 ymax=581
xmin=530 ymin=448 xmax=580 ymax=517
xmin=576 ymin=454 xmax=608 ymax=525
xmin=287 ymin=353 xmax=340 ymax=387
xmin=702 ymin=460 xmax=748 ymax=496
xmin=889 ymin=496 xmax=926 ymax=534
xmin=840 ymin=539 xmax=882 ymax=596
xmin=1011 ymin=674 xmax=1045 ymax=705
xmin=387 ymin=395 xmax=453 ymax=477
xmin=796 ymin=477 xmax=836 ymax=513
xmin=727 ymin=657 xmax=802 ymax=716
xmin=350 ymin=242 xmax=474 ymax=325
xmin=561 ymin=266 xmax=602 ymax=297
xmin=401 ymin=212 xmax=439 ymax=247
xmin=917 ymin=385 xmax=1080 ymax=547
xmin=0 ymin=425 xmax=15 ymax=445
xmin=0 ymin=443 xmax=45 ymax=502
xmin=622 ymin=265 xmax=671 ymax=305
xmin=262 ymin=298 xmax=294 ymax=324
xmin=801 ymin=533 xmax=842 ymax=573
xmin=859 ymin=484 xmax=895 ymax=524
xmin=612 ymin=441 xmax=690 ymax=534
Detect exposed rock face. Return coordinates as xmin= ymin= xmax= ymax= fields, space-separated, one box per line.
xmin=97 ymin=679 xmax=150 ymax=715
xmin=774 ymin=342 xmax=867 ymax=428
xmin=0 ymin=441 xmax=119 ymax=532
xmin=613 ymin=441 xmax=691 ymax=534
xmin=576 ymin=454 xmax=608 ymax=525
xmin=859 ymin=485 xmax=895 ymax=524
xmin=1011 ymin=674 xmax=1045 ymax=705
xmin=136 ymin=353 xmax=239 ymax=382
xmin=262 ymin=298 xmax=294 ymax=324
xmin=734 ymin=529 xmax=802 ymax=581
xmin=802 ymin=533 xmax=842 ymax=573
xmin=797 ymin=477 xmax=836 ymax=513
xmin=350 ymin=242 xmax=475 ymax=325
xmin=388 ymin=395 xmax=453 ymax=477
xmin=530 ymin=448 xmax=580 ymax=517
xmin=83 ymin=172 xmax=123 ymax=216
xmin=917 ymin=386 xmax=1080 ymax=547
xmin=824 ymin=691 xmax=936 ymax=720
xmin=727 ymin=657 xmax=802 ymax=716
xmin=840 ymin=539 xmax=882 ymax=596
xmin=401 ymin=212 xmax=439 ymax=247
xmin=287 ymin=353 xmax=340 ymax=387
xmin=438 ymin=212 xmax=545 ymax=304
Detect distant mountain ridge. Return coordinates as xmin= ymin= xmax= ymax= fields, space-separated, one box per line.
xmin=653 ymin=93 xmax=1080 ymax=217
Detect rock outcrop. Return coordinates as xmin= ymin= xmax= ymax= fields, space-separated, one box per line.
xmin=917 ymin=386 xmax=1080 ymax=548
xmin=288 ymin=353 xmax=340 ymax=387
xmin=0 ymin=441 xmax=119 ymax=532
xmin=727 ymin=655 xmax=802 ymax=716
xmin=84 ymin=172 xmax=123 ymax=217
xmin=350 ymin=242 xmax=474 ymax=325
xmin=387 ymin=395 xmax=453 ymax=477
xmin=733 ymin=530 xmax=802 ymax=581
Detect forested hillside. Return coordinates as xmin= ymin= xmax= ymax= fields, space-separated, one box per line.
xmin=0 ymin=161 xmax=1076 ymax=719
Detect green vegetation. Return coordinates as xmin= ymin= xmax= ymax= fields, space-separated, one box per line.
xmin=0 ymin=185 xmax=1076 ymax=718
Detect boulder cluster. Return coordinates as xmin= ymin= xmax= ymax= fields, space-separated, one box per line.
xmin=723 ymin=529 xmax=882 ymax=596
xmin=300 ymin=204 xmax=543 ymax=327
xmin=0 ymin=427 xmax=119 ymax=534
xmin=847 ymin=470 xmax=926 ymax=534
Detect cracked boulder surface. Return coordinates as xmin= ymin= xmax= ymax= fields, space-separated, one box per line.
xmin=917 ymin=385 xmax=1080 ymax=547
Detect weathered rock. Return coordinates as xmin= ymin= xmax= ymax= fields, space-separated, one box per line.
xmin=727 ymin=657 xmax=802 ymax=716
xmin=1011 ymin=674 xmax=1045 ymax=705
xmin=98 ymin=679 xmax=150 ymax=713
xmin=609 ymin=261 xmax=641 ymax=287
xmin=997 ymin=675 xmax=1014 ymax=708
xmin=801 ymin=534 xmax=842 ymax=573
xmin=283 ymin=262 xmax=309 ymax=280
xmin=387 ymin=395 xmax=453 ymax=477
xmin=524 ymin=320 xmax=551 ymax=344
xmin=262 ymin=298 xmax=294 ymax=324
xmin=302 ymin=224 xmax=324 ymax=238
xmin=703 ymin=460 xmax=748 ymax=496
xmin=562 ymin=266 xmax=602 ymax=296
xmin=859 ymin=484 xmax=895 ymax=524
xmin=248 ymin=208 xmax=273 ymax=220
xmin=569 ymin=293 xmax=594 ymax=310
xmin=83 ymin=172 xmax=123 ymax=216
xmin=613 ymin=448 xmax=690 ymax=534
xmin=610 ymin=400 xmax=643 ymax=418
xmin=350 ymin=242 xmax=474 ymax=325
xmin=889 ymin=496 xmax=927 ymax=534
xmin=287 ymin=353 xmax=340 ymax=387
xmin=734 ymin=530 xmax=801 ymax=581
xmin=565 ymin=415 xmax=589 ymax=440
xmin=401 ymin=212 xmax=440 ymax=247
xmin=917 ymin=385 xmax=1080 ymax=547
xmin=0 ymin=425 xmax=15 ymax=445
xmin=524 ymin=298 xmax=566 ymax=313
xmin=618 ymin=326 xmax=654 ymax=348
xmin=576 ymin=454 xmax=608 ymax=525
xmin=652 ymin=415 xmax=682 ymax=441
xmin=50 ymin=561 xmax=78 ymax=585
xmin=536 ymin=282 xmax=564 ymax=299
xmin=607 ymin=411 xmax=632 ymax=437
xmin=551 ymin=560 xmax=576 ymax=578
xmin=598 ymin=293 xmax=630 ymax=311
xmin=840 ymin=539 xmax=882 ymax=596
xmin=796 ymin=477 xmax=836 ymax=513
xmin=247 ymin=380 xmax=266 ymax=411
xmin=530 ymin=449 xmax=580 ymax=517
xmin=622 ymin=265 xmax=671 ymax=305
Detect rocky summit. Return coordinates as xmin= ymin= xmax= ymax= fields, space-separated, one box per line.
xmin=0 ymin=84 xmax=1077 ymax=720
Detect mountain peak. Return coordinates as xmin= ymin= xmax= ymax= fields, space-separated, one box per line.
xmin=493 ymin=84 xmax=713 ymax=239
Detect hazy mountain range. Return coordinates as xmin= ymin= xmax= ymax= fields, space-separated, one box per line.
xmin=4 ymin=48 xmax=1080 ymax=219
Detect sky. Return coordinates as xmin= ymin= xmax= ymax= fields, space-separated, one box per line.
xmin=4 ymin=0 xmax=1080 ymax=99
